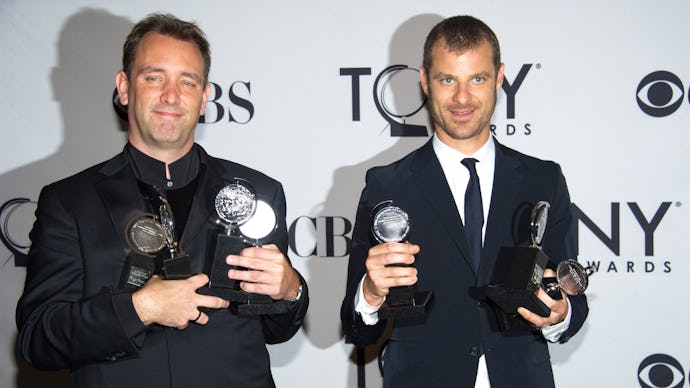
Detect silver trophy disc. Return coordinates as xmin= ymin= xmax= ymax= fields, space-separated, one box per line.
xmin=529 ymin=201 xmax=550 ymax=248
xmin=239 ymin=200 xmax=277 ymax=242
xmin=556 ymin=259 xmax=596 ymax=295
xmin=545 ymin=259 xmax=596 ymax=296
xmin=372 ymin=202 xmax=410 ymax=243
xmin=125 ymin=214 xmax=166 ymax=255
xmin=215 ymin=179 xmax=257 ymax=229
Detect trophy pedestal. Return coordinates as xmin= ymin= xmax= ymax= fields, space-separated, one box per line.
xmin=484 ymin=285 xmax=549 ymax=318
xmin=208 ymin=234 xmax=248 ymax=290
xmin=161 ymin=253 xmax=192 ymax=280
xmin=492 ymin=305 xmax=539 ymax=331
xmin=197 ymin=286 xmax=291 ymax=315
xmin=377 ymin=286 xmax=433 ymax=319
xmin=119 ymin=254 xmax=155 ymax=290
xmin=484 ymin=246 xmax=550 ymax=324
xmin=206 ymin=233 xmax=291 ymax=315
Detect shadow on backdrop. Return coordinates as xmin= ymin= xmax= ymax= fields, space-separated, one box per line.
xmin=2 ymin=8 xmax=133 ymax=388
xmin=296 ymin=13 xmax=444 ymax=388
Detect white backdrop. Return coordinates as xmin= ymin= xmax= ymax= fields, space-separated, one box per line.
xmin=1 ymin=1 xmax=689 ymax=387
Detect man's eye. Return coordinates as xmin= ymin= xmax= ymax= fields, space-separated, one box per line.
xmin=441 ymin=77 xmax=454 ymax=85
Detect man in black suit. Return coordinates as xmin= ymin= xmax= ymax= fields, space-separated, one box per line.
xmin=341 ymin=15 xmax=588 ymax=388
xmin=16 ymin=13 xmax=307 ymax=388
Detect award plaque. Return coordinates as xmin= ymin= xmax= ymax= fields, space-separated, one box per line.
xmin=542 ymin=259 xmax=596 ymax=299
xmin=371 ymin=201 xmax=433 ymax=319
xmin=157 ymin=197 xmax=192 ymax=280
xmin=484 ymin=201 xmax=552 ymax=330
xmin=203 ymin=178 xmax=290 ymax=315
xmin=119 ymin=213 xmax=165 ymax=290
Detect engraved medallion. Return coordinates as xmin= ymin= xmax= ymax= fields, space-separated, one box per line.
xmin=371 ymin=201 xmax=410 ymax=243
xmin=125 ymin=214 xmax=165 ymax=256
xmin=544 ymin=259 xmax=596 ymax=296
xmin=215 ymin=179 xmax=257 ymax=229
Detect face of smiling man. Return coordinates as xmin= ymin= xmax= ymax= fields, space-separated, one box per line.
xmin=420 ymin=39 xmax=504 ymax=155
xmin=116 ymin=32 xmax=210 ymax=163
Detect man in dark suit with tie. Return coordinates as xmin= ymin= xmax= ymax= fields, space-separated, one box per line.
xmin=16 ymin=13 xmax=307 ymax=388
xmin=341 ymin=15 xmax=588 ymax=388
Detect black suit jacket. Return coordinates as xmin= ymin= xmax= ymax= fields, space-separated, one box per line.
xmin=341 ymin=138 xmax=588 ymax=388
xmin=16 ymin=144 xmax=308 ymax=388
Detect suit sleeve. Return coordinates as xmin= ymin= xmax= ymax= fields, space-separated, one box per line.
xmin=15 ymin=184 xmax=142 ymax=370
xmin=340 ymin=169 xmax=388 ymax=347
xmin=259 ymin=182 xmax=309 ymax=344
xmin=542 ymin=164 xmax=589 ymax=343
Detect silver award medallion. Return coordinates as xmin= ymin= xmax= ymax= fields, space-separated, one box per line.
xmin=529 ymin=201 xmax=550 ymax=248
xmin=207 ymin=178 xmax=288 ymax=315
xmin=125 ymin=214 xmax=166 ymax=256
xmin=545 ymin=259 xmax=596 ymax=296
xmin=368 ymin=200 xmax=433 ymax=318
xmin=372 ymin=201 xmax=410 ymax=243
xmin=215 ymin=179 xmax=257 ymax=231
xmin=239 ymin=200 xmax=277 ymax=243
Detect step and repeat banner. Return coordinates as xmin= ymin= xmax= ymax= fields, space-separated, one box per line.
xmin=1 ymin=1 xmax=688 ymax=387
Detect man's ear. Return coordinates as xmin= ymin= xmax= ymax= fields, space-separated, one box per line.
xmin=200 ymin=82 xmax=210 ymax=116
xmin=419 ymin=66 xmax=430 ymax=96
xmin=495 ymin=63 xmax=505 ymax=92
xmin=115 ymin=71 xmax=130 ymax=106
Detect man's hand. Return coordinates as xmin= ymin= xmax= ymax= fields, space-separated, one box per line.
xmin=517 ymin=268 xmax=569 ymax=328
xmin=132 ymin=273 xmax=229 ymax=329
xmin=226 ymin=244 xmax=301 ymax=301
xmin=362 ymin=242 xmax=420 ymax=307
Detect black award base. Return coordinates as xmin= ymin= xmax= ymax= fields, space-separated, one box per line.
xmin=484 ymin=285 xmax=549 ymax=318
xmin=119 ymin=254 xmax=155 ymax=290
xmin=377 ymin=286 xmax=433 ymax=319
xmin=160 ymin=253 xmax=192 ymax=280
xmin=205 ymin=233 xmax=291 ymax=315
xmin=484 ymin=246 xmax=550 ymax=330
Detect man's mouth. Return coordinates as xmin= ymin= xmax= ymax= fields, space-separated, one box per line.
xmin=450 ymin=106 xmax=475 ymax=120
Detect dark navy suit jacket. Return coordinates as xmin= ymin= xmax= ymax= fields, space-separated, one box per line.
xmin=341 ymin=138 xmax=588 ymax=388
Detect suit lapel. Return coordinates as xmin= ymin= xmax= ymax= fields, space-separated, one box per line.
xmin=410 ymin=141 xmax=476 ymax=276
xmin=179 ymin=164 xmax=215 ymax=250
xmin=95 ymin=152 xmax=149 ymax=251
xmin=179 ymin=148 xmax=236 ymax=253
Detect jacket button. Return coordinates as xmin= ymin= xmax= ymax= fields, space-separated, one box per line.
xmin=469 ymin=346 xmax=479 ymax=357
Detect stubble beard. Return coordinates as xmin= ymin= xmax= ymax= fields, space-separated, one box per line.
xmin=431 ymin=91 xmax=497 ymax=143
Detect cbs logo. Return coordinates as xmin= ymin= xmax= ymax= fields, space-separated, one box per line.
xmin=636 ymin=71 xmax=687 ymax=117
xmin=638 ymin=354 xmax=687 ymax=388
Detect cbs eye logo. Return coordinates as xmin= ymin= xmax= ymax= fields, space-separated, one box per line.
xmin=636 ymin=71 xmax=687 ymax=117
xmin=638 ymin=354 xmax=686 ymax=388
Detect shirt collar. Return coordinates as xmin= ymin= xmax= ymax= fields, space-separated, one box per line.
xmin=432 ymin=133 xmax=496 ymax=166
xmin=126 ymin=143 xmax=200 ymax=190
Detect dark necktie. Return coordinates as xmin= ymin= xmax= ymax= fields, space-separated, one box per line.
xmin=461 ymin=158 xmax=484 ymax=272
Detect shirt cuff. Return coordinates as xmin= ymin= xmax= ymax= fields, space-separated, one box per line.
xmin=354 ymin=275 xmax=382 ymax=325
xmin=541 ymin=296 xmax=572 ymax=342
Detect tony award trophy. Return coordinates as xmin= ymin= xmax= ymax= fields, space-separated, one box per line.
xmin=157 ymin=196 xmax=192 ymax=279
xmin=371 ymin=201 xmax=433 ymax=319
xmin=484 ymin=201 xmax=552 ymax=329
xmin=205 ymin=178 xmax=290 ymax=315
xmin=542 ymin=259 xmax=596 ymax=299
xmin=119 ymin=213 xmax=166 ymax=290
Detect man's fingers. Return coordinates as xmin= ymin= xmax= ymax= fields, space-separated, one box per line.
xmin=187 ymin=273 xmax=210 ymax=288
